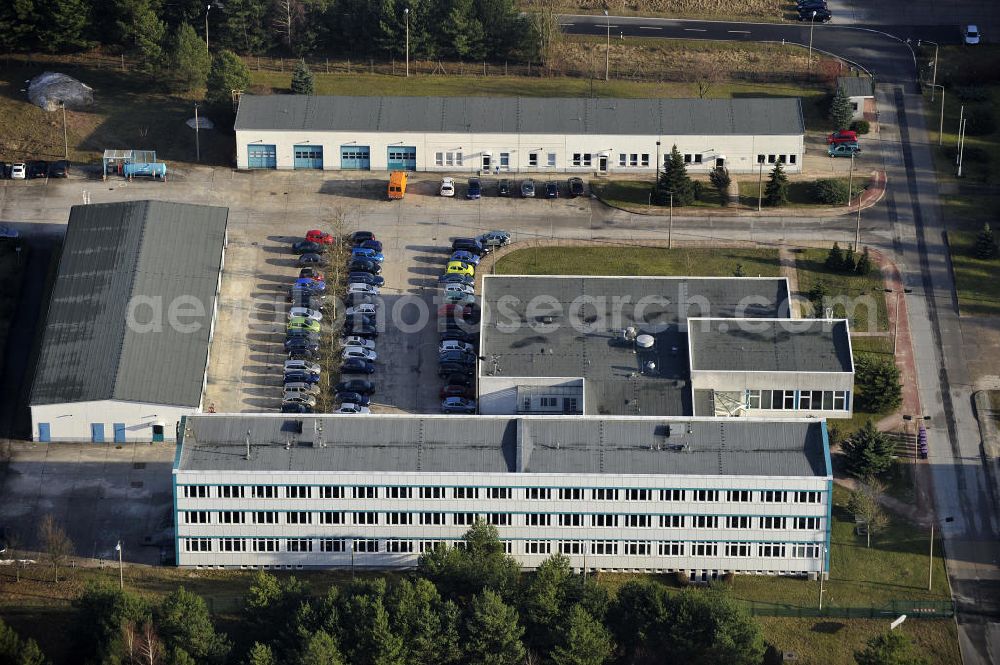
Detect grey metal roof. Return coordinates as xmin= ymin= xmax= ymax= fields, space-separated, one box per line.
xmin=30 ymin=201 xmax=228 ymax=407
xmin=480 ymin=277 xmax=790 ymax=416
xmin=234 ymin=95 xmax=805 ymax=136
xmin=837 ymin=77 xmax=874 ymax=98
xmin=688 ymin=319 xmax=853 ymax=373
xmin=177 ymin=414 xmax=829 ymax=478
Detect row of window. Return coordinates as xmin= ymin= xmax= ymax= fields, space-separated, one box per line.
xmin=756 ymin=154 xmax=798 ymax=165
xmin=182 ymin=510 xmax=822 ymax=530
xmin=182 ymin=537 xmax=821 ymax=559
xmin=746 ymin=390 xmax=849 ymax=412
xmin=182 ymin=485 xmax=823 ymax=503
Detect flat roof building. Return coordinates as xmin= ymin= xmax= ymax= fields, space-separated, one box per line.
xmin=30 ymin=200 xmax=228 ymax=443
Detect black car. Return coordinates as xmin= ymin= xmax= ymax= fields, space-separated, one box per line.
xmin=439 ymin=350 xmax=476 ymax=366
xmin=348 ymin=272 xmax=385 ymax=287
xmin=298 ymin=253 xmax=327 ymax=267
xmin=0 ymin=162 xmax=9 ymax=179
xmin=451 ymin=237 xmax=485 ymax=255
xmin=284 ymin=370 xmax=321 ymax=384
xmin=299 ymin=267 xmax=324 ymax=280
xmin=341 ymin=323 xmax=378 ymax=338
xmin=293 ymin=240 xmax=325 ymax=254
xmin=440 ymin=318 xmax=477 ymax=333
xmin=48 ymin=160 xmax=70 ymax=178
xmin=345 ymin=292 xmax=378 ymax=307
xmin=342 ymin=358 xmax=375 ymax=374
xmin=796 ymin=0 xmax=827 ymax=10
xmin=335 ymin=379 xmax=376 ymax=394
xmin=360 ymin=239 xmax=383 ymax=253
xmin=439 ymin=362 xmax=474 ymax=377
xmin=497 ymin=178 xmax=511 ymax=196
xmin=568 ymin=177 xmax=585 ymax=197
xmin=27 ymin=160 xmax=49 ymax=178
xmin=438 ymin=273 xmax=475 ymax=286
xmin=345 ymin=313 xmax=375 ymax=328
xmin=798 ymin=7 xmax=831 ymax=20
xmin=285 ymin=343 xmax=320 ymax=357
xmin=281 ymin=402 xmax=313 ymax=413
xmin=349 ymin=259 xmax=382 ymax=275
xmin=335 ymin=391 xmax=371 ymax=406
xmin=351 ymin=231 xmax=376 ymax=245
xmin=440 ymin=330 xmax=477 ymax=344
xmin=445 ymin=372 xmax=473 ymax=386
xmin=286 ymin=332 xmax=320 ymax=345
xmin=544 ymin=181 xmax=559 ymax=198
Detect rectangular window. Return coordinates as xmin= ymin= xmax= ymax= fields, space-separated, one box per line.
xmin=500 ymin=152 xmax=510 ymax=168
xmin=778 ymin=154 xmax=787 ymax=164
xmin=572 ymin=153 xmax=582 ymax=167
xmin=794 ymin=517 xmax=820 ymax=530
xmin=660 ymin=515 xmax=684 ymax=528
xmin=725 ymin=543 xmax=751 ymax=557
xmin=419 ymin=486 xmax=445 ymax=499
xmin=618 ymin=153 xmax=627 ymax=167
xmin=525 ymin=540 xmax=551 ymax=555
xmin=319 ymin=511 xmax=344 ymax=525
xmin=591 ymin=541 xmax=618 ymax=555
xmin=798 ymin=391 xmax=813 ymax=410
xmin=558 ymin=514 xmax=584 ymax=527
xmin=453 ymin=513 xmax=478 ymax=526
xmin=593 ymin=488 xmax=618 ymax=501
xmin=526 ymin=513 xmax=551 ymax=526
xmin=386 ymin=487 xmax=412 ymax=499
xmin=184 ymin=511 xmax=209 ymax=524
xmin=726 ymin=516 xmax=751 ymax=529
xmin=747 ymin=390 xmax=761 ymax=409
xmin=529 ymin=153 xmax=539 ymax=167
xmin=625 ymin=489 xmax=651 ymax=501
xmin=558 ymin=488 xmax=582 ymax=501
xmin=219 ymin=511 xmax=244 ymax=524
xmin=219 ymin=538 xmax=246 ymax=552
xmin=435 ymin=152 xmax=444 ymax=166
xmin=526 ymin=488 xmax=551 ymax=500
xmin=784 ymin=391 xmax=796 ymax=409
xmin=287 ymin=538 xmax=312 ymax=552
xmin=660 ymin=489 xmax=684 ymax=501
xmin=834 ymin=391 xmax=848 ymax=410
xmin=762 ymin=516 xmax=787 ymax=529
xmin=285 ymin=486 xmax=311 ymax=499
xmin=253 ymin=511 xmax=277 ymax=524
xmin=419 ymin=541 xmax=445 ymax=553
xmin=184 ymin=538 xmax=211 ymax=552
xmin=684 ymin=154 xmax=693 ymax=164
xmin=454 ymin=487 xmax=479 ymax=499
xmin=694 ymin=154 xmax=703 ymax=164
xmin=487 ymin=487 xmax=512 ymax=500
xmin=183 ymin=486 xmax=209 ymax=498
xmin=760 ymin=389 xmax=774 ymax=409
xmin=641 ymin=154 xmax=650 ymax=167
xmin=218 ymin=485 xmax=244 ymax=498
xmin=789 ymin=154 xmax=797 ymax=165
xmin=252 ymin=485 xmax=276 ymax=499
xmin=592 ymin=514 xmax=618 ymax=528
xmin=624 ymin=541 xmax=651 ymax=556
xmin=792 ymin=544 xmax=819 ymax=558
xmin=419 ymin=512 xmax=445 ymax=525
xmin=252 ymin=538 xmax=277 ymax=552
xmin=547 ymin=153 xmax=557 ymax=167
xmin=624 ymin=514 xmax=652 ymax=528
xmin=692 ymin=543 xmax=718 ymax=557
xmin=794 ymin=491 xmax=821 ymax=504
xmin=727 ymin=490 xmax=752 ymax=502
xmin=320 ymin=486 xmax=344 ymax=499
xmin=354 ymin=512 xmax=379 ymax=525
xmin=386 ymin=540 xmax=414 ymax=553
xmin=386 ymin=512 xmax=413 ymax=525
xmin=757 ymin=154 xmax=766 ymax=164
xmin=486 ymin=513 xmax=510 ymax=526
xmin=354 ymin=539 xmax=379 ymax=553
xmin=353 ymin=486 xmax=378 ymax=499
xmin=630 ymin=153 xmax=639 ymax=167
xmin=760 ymin=543 xmax=786 ymax=557
xmin=694 ymin=490 xmax=719 ymax=502
xmin=693 ymin=515 xmax=719 ymax=529
xmin=659 ymin=541 xmax=683 ymax=556
xmin=286 ymin=512 xmax=312 ymax=525
xmin=559 ymin=541 xmax=583 ymax=555
xmin=762 ymin=491 xmax=787 ymax=503
xmin=321 ymin=539 xmax=346 ymax=552
xmin=767 ymin=154 xmax=777 ymax=164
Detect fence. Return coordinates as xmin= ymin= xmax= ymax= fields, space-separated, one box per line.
xmin=740 ymin=599 xmax=954 ymax=619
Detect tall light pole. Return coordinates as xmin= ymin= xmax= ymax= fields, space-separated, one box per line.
xmin=667 ymin=190 xmax=674 ymax=249
xmin=194 ymin=103 xmax=201 ymax=162
xmin=60 ymin=102 xmax=68 ymax=160
xmin=655 ymin=140 xmax=661 ymax=182
xmin=808 ymin=11 xmax=817 ymax=66
xmin=918 ymin=40 xmax=939 ymax=99
xmin=957 ymin=117 xmax=967 ymax=177
xmin=855 ymin=192 xmax=862 ymax=248
xmin=205 ymin=4 xmax=212 ymax=55
xmin=115 ymin=540 xmax=124 ymax=590
xmin=757 ymin=159 xmax=764 ymax=212
xmin=404 ymin=7 xmax=410 ymax=78
xmin=884 ymin=288 xmax=912 ymax=355
xmin=929 ymin=84 xmax=945 ymax=145
xmin=847 ymin=152 xmax=855 ymax=208
xmin=818 ymin=545 xmax=827 ymax=609
xmin=604 ymin=10 xmax=610 ymax=81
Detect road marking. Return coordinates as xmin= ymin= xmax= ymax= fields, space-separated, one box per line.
xmin=684 ymin=28 xmax=707 ymax=32
xmin=558 ymin=23 xmax=574 ymax=26
xmin=638 ymin=26 xmax=662 ymax=30
xmin=727 ymin=30 xmax=751 ymax=34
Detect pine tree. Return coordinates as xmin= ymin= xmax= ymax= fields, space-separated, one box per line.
xmin=843 ymin=244 xmax=856 ymax=273
xmin=656 ymin=145 xmax=695 ymax=206
xmin=842 ymin=420 xmax=895 ymax=478
xmin=763 ymin=161 xmax=789 ymax=207
xmin=808 ymin=281 xmax=828 ymax=317
xmin=206 ymin=49 xmax=251 ymax=106
xmin=299 ymin=630 xmax=343 ymax=665
xmin=291 ymin=60 xmax=315 ymax=94
xmin=826 ymin=242 xmax=844 ymax=271
xmin=37 ymin=0 xmax=90 ymax=52
xmin=168 ymin=23 xmax=212 ymax=92
xmin=854 ymin=630 xmax=927 ymax=665
xmin=463 ymin=590 xmax=525 ymax=665
xmin=708 ymin=165 xmax=731 ymax=205
xmin=245 ymin=642 xmax=275 ymax=665
xmin=855 ymin=246 xmax=872 ymax=275
xmin=975 ymin=223 xmax=998 ymax=259
xmin=550 ymin=605 xmax=613 ymax=665
xmin=830 ymin=85 xmax=854 ymax=130
xmin=854 ymin=355 xmax=902 ymax=413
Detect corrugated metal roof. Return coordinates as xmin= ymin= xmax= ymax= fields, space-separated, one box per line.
xmin=234 ymin=95 xmax=805 ymax=136
xmin=30 ymin=201 xmax=228 ymax=407
xmin=689 ymin=319 xmax=853 ymax=373
xmin=177 ymin=414 xmax=828 ymax=478
xmin=838 ymin=77 xmax=874 ymax=98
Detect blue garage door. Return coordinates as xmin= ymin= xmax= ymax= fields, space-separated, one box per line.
xmin=38 ymin=423 xmax=50 ymax=442
xmin=341 ymin=146 xmax=371 ymax=170
xmin=91 ymin=423 xmax=105 ymax=443
xmin=387 ymin=146 xmax=416 ymax=170
xmin=247 ymin=144 xmax=277 ymax=169
xmin=294 ymin=145 xmax=323 ymax=169
xmin=114 ymin=423 xmax=127 ymax=443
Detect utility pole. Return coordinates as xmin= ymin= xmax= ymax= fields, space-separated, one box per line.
xmin=918 ymin=40 xmax=939 ymax=99
xmin=818 ymin=545 xmax=826 ymax=610
xmin=61 ymin=102 xmax=68 ymax=160
xmin=194 ymin=103 xmax=201 ymax=162
xmin=847 ymin=152 xmax=855 ymax=208
xmin=115 ymin=540 xmax=124 ymax=590
xmin=205 ymin=4 xmax=212 ymax=55
xmin=855 ymin=193 xmax=862 ymax=248
xmin=929 ymin=84 xmax=945 ymax=145
xmin=956 ymin=105 xmax=964 ymax=164
xmin=757 ymin=160 xmax=764 ymax=212
xmin=404 ymin=7 xmax=410 ymax=78
xmin=667 ymin=190 xmax=674 ymax=249
xmin=808 ymin=11 xmax=817 ymax=66
xmin=928 ymin=521 xmax=934 ymax=591
xmin=604 ymin=10 xmax=610 ymax=81
xmin=655 ymin=140 xmax=661 ymax=182
xmin=957 ymin=117 xmax=967 ymax=177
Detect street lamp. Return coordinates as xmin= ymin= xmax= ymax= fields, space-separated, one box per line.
xmin=604 ymin=10 xmax=610 ymax=81
xmin=808 ymin=11 xmax=817 ymax=66
xmin=655 ymin=140 xmax=661 ymax=182
xmin=667 ymin=190 xmax=674 ymax=249
xmin=928 ymin=516 xmax=954 ymax=591
xmin=929 ymin=84 xmax=945 ymax=145
xmin=194 ymin=103 xmax=201 ymax=162
xmin=883 ymin=288 xmax=912 ymax=355
xmin=115 ymin=540 xmax=124 ymax=590
xmin=917 ymin=40 xmax=939 ymax=99
xmin=404 ymin=8 xmax=410 ymax=78
xmin=60 ymin=101 xmax=68 ymax=160
xmin=847 ymin=152 xmax=855 ymax=208
xmin=757 ymin=158 xmax=765 ymax=212
xmin=205 ymin=4 xmax=212 ymax=55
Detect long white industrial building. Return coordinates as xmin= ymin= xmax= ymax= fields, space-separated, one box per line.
xmin=174 ymin=414 xmax=831 ymax=579
xmin=234 ymin=95 xmax=805 ymax=174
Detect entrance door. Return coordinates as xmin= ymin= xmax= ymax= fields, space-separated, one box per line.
xmin=247 ymin=144 xmax=277 ymax=169
xmin=482 ymin=154 xmax=492 ymax=171
xmin=152 ymin=424 xmax=165 ymax=443
xmin=598 ymin=155 xmax=608 ymax=172
xmin=340 ymin=146 xmax=371 ymax=170
xmin=113 ymin=423 xmax=126 ymax=443
xmin=387 ymin=146 xmax=416 ymax=170
xmin=38 ymin=423 xmax=50 ymax=442
xmin=91 ymin=423 xmax=105 ymax=443
xmin=293 ymin=145 xmax=324 ymax=169
xmin=715 ymin=156 xmax=726 ymax=168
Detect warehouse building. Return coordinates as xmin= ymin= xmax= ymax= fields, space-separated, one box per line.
xmin=29 ymin=201 xmax=228 ymax=443
xmin=174 ymin=413 xmax=831 ymax=578
xmin=234 ymin=95 xmax=805 ymax=174
xmin=477 ymin=276 xmax=853 ymax=419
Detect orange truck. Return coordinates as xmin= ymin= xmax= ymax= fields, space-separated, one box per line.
xmin=387 ymin=171 xmax=407 ymax=199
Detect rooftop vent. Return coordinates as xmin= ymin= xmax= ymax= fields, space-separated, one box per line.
xmin=636 ymin=334 xmax=654 ymax=349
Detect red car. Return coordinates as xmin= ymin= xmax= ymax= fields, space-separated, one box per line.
xmin=306 ymin=230 xmax=334 ymax=245
xmin=826 ymin=130 xmax=859 ymax=144
xmin=299 ymin=267 xmax=325 ymax=281
xmin=440 ymin=384 xmax=474 ymax=399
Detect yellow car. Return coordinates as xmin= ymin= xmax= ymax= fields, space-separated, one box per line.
xmin=446 ymin=261 xmax=475 ymax=277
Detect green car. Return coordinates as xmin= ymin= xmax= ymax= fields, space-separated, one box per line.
xmin=287 ymin=316 xmax=321 ymax=333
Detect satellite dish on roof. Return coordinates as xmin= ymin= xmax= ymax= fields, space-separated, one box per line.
xmin=636 ymin=334 xmax=654 ymax=349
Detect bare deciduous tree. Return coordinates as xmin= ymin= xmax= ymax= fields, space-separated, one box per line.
xmin=4 ymin=529 xmax=25 ymax=582
xmin=38 ymin=515 xmax=73 ymax=582
xmin=272 ymin=0 xmax=305 ymax=50
xmin=137 ymin=621 xmax=163 ymax=665
xmin=848 ymin=476 xmax=889 ymax=548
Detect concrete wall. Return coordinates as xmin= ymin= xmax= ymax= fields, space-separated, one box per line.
xmin=235 ymin=130 xmax=805 ymax=174
xmin=848 ymin=95 xmax=871 ymax=121
xmin=689 ymin=370 xmax=854 ymax=419
xmin=478 ymin=376 xmax=583 ymax=415
xmin=30 ymin=400 xmax=195 ymax=442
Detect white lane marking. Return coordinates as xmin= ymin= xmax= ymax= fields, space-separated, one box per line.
xmin=684 ymin=28 xmax=707 ymax=32
xmin=727 ymin=30 xmax=751 ymax=34
xmin=558 ymin=23 xmax=574 ymax=26
xmin=638 ymin=26 xmax=662 ymax=30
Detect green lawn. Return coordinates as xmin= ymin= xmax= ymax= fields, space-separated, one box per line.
xmin=737 ymin=177 xmax=864 ymax=208
xmin=945 ymin=229 xmax=1000 ymax=318
xmin=592 ymin=179 xmax=724 ymax=210
xmin=793 ymin=248 xmax=888 ymax=332
xmin=494 ymin=246 xmax=781 ymax=277
xmin=516 ymin=0 xmax=786 ymax=22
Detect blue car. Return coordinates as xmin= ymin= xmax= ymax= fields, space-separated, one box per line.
xmin=294 ymin=278 xmax=326 ymax=292
xmin=450 ymin=250 xmax=480 ymax=267
xmin=348 ymin=272 xmax=385 ymax=287
xmin=342 ymin=358 xmax=376 ymax=374
xmin=438 ymin=273 xmax=475 ymax=285
xmin=360 ymin=239 xmax=383 ymax=253
xmin=284 ymin=370 xmax=321 ymax=384
xmin=351 ymin=247 xmax=385 ymax=262
xmin=466 ymin=178 xmax=482 ymax=199
xmin=334 ymin=391 xmax=371 ymax=406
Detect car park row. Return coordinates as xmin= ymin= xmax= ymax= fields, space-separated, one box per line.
xmin=0 ymin=160 xmax=71 ymax=179
xmin=441 ymin=176 xmax=587 ymax=199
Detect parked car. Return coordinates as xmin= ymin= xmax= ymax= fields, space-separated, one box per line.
xmin=440 ymin=177 xmax=456 ymax=197
xmin=299 ymin=267 xmax=325 ymax=281
xmin=452 ymin=237 xmax=485 ymax=254
xmin=439 ymin=350 xmax=477 ymax=366
xmin=334 ymin=379 xmax=375 ymax=394
xmin=440 ymin=340 xmax=475 ymax=354
xmin=344 ymin=292 xmax=377 ymax=307
xmin=285 ymin=330 xmax=320 ymax=343
xmin=0 ymin=162 xmax=8 ymax=179
xmin=286 ymin=347 xmax=319 ymax=361
xmin=343 ymin=345 xmax=377 ymax=361
xmin=337 ymin=403 xmax=371 ymax=414
xmin=342 ymin=358 xmax=376 ymax=374
xmin=348 ymin=271 xmax=384 ymax=286
xmin=344 ymin=314 xmax=376 ymax=330
xmin=466 ymin=178 xmax=482 ymax=199
xmin=27 ymin=160 xmax=48 ymax=178
xmin=351 ymin=247 xmax=385 ymax=262
xmin=798 ymin=7 xmax=831 ymax=21
xmin=285 ymin=359 xmax=320 ymax=374
xmin=439 ymin=362 xmax=474 ymax=378
xmin=284 ymin=369 xmax=321 ymax=384
xmin=306 ymin=229 xmax=334 ymax=244
xmin=796 ymin=0 xmax=827 ymax=9
xmin=282 ymin=394 xmax=317 ymax=407
xmin=440 ymin=384 xmax=475 ymax=399
xmin=827 ymin=130 xmax=859 ymax=144
xmin=349 ymin=259 xmax=382 ymax=275
xmin=568 ymin=177 xmax=586 ymax=197
xmin=544 ymin=181 xmax=559 ymax=198
xmin=520 ymin=179 xmax=536 ymax=198
xmin=345 ymin=303 xmax=378 ymax=317
xmin=965 ymin=24 xmax=981 ymax=45
xmin=10 ymin=163 xmax=26 ymax=179
xmin=288 ymin=307 xmax=323 ymax=322
xmin=285 ymin=338 xmax=320 ymax=353
xmin=360 ymin=239 xmax=383 ymax=252
xmin=450 ymin=250 xmax=480 ymax=266
xmin=828 ymin=143 xmax=861 ymax=158
xmin=347 ymin=282 xmax=380 ymax=295
xmin=443 ymin=283 xmax=475 ymax=296
xmin=446 ymin=261 xmax=475 ymax=277
xmin=478 ymin=230 xmax=511 ymax=249
xmin=444 ymin=292 xmax=477 ymax=305
xmin=497 ymin=179 xmax=511 ymax=196
xmin=438 ymin=273 xmax=475 ymax=286
xmin=292 ymin=240 xmax=325 ymax=254
xmin=283 ymin=382 xmax=320 ymax=396
xmin=281 ymin=402 xmax=313 ymax=413
xmin=298 ymin=253 xmax=326 ymax=267
xmin=295 ymin=278 xmax=326 ymax=292
xmin=48 ymin=160 xmax=70 ymax=178
xmin=342 ymin=335 xmax=376 ymax=350
xmin=441 ymin=397 xmax=477 ymax=414
xmin=444 ymin=372 xmax=473 ymax=386
xmin=342 ymin=323 xmax=378 ymax=338
xmin=350 ymin=231 xmax=376 ymax=245
xmin=287 ymin=317 xmax=321 ymax=334
xmin=440 ymin=330 xmax=477 ymax=345
xmin=335 ymin=391 xmax=371 ymax=406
